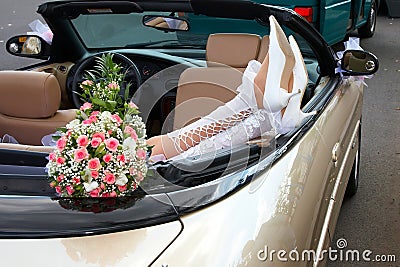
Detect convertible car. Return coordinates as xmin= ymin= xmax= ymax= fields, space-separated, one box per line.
xmin=0 ymin=0 xmax=378 ymax=266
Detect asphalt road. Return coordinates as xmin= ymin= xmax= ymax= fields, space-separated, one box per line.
xmin=328 ymin=14 xmax=400 ymax=266
xmin=0 ymin=0 xmax=45 ymax=70
xmin=0 ymin=1 xmax=399 ymax=266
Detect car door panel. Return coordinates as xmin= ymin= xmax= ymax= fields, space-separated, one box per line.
xmin=312 ymin=79 xmax=363 ymax=255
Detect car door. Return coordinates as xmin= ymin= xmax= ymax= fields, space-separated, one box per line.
xmin=311 ymin=77 xmax=363 ymax=256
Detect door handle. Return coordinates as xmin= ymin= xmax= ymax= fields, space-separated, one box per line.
xmin=332 ymin=142 xmax=340 ymax=165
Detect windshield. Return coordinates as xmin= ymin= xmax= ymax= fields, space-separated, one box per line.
xmin=71 ymin=11 xmax=314 ymax=57
xmin=71 ymin=12 xmax=269 ymax=49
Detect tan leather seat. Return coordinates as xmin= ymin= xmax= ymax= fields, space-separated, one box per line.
xmin=257 ymin=35 xmax=270 ymax=62
xmin=173 ymin=33 xmax=264 ymax=130
xmin=0 ymin=71 xmax=76 ymax=145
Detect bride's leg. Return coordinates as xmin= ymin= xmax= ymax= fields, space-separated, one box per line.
xmin=147 ymin=89 xmax=255 ymax=159
xmin=147 ymin=16 xmax=297 ymax=159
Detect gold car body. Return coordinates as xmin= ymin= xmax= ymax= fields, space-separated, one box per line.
xmin=0 ymin=78 xmax=362 ymax=267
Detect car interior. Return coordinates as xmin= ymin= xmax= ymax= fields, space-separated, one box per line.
xmin=0 ymin=29 xmax=326 ymax=189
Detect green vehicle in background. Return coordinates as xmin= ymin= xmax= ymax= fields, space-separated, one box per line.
xmin=273 ymin=0 xmax=379 ymax=43
xmin=179 ymin=0 xmax=378 ymax=46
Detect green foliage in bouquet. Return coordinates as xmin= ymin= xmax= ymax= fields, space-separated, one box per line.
xmin=78 ymin=53 xmax=136 ymax=117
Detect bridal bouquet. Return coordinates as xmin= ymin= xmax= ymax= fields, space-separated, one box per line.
xmin=47 ymin=54 xmax=148 ymax=197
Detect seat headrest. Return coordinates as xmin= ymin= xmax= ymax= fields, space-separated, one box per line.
xmin=206 ymin=33 xmax=261 ymax=68
xmin=0 ymin=71 xmax=61 ymax=118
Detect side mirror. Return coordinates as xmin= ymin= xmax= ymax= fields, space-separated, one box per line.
xmin=341 ymin=50 xmax=379 ymax=76
xmin=143 ymin=15 xmax=189 ymax=31
xmin=6 ymin=35 xmax=51 ymax=59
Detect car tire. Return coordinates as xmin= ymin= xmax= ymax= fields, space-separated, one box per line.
xmin=345 ymin=125 xmax=361 ymax=197
xmin=358 ymin=0 xmax=377 ymax=38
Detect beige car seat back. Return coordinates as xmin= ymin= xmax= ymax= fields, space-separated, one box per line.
xmin=0 ymin=71 xmax=76 ymax=145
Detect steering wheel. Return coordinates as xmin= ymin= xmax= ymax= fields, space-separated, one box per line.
xmin=71 ymin=52 xmax=141 ymax=108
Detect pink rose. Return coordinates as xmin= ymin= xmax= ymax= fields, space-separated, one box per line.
xmin=49 ymin=181 xmax=56 ymax=188
xmin=136 ymin=149 xmax=147 ymax=160
xmin=111 ymin=114 xmax=123 ymax=125
xmin=77 ymin=135 xmax=89 ymax=147
xmin=89 ymin=115 xmax=98 ymax=123
xmin=105 ymin=138 xmax=119 ymax=152
xmin=93 ymin=132 xmax=105 ymax=141
xmin=103 ymin=154 xmax=112 ymax=163
xmin=81 ymin=80 xmax=93 ymax=86
xmin=124 ymin=125 xmax=134 ymax=134
xmin=88 ymin=158 xmax=101 ymax=170
xmin=56 ymin=137 xmax=67 ymax=151
xmin=49 ymin=152 xmax=56 ymax=161
xmin=117 ymin=154 xmax=126 ymax=163
xmin=82 ymin=119 xmax=92 ymax=125
xmin=91 ymin=170 xmax=99 ymax=178
xmin=57 ymin=174 xmax=65 ymax=182
xmin=129 ymin=102 xmax=138 ymax=109
xmin=101 ymin=192 xmax=110 ymax=197
xmin=90 ymin=188 xmax=100 ymax=197
xmin=91 ymin=111 xmax=100 ymax=116
xmin=124 ymin=126 xmax=138 ymax=141
xmin=100 ymin=183 xmax=106 ymax=190
xmin=108 ymin=82 xmax=119 ymax=90
xmin=66 ymin=185 xmax=74 ymax=195
xmin=104 ymin=173 xmax=116 ymax=184
xmin=90 ymin=137 xmax=102 ymax=148
xmin=80 ymin=102 xmax=92 ymax=111
xmin=56 ymin=157 xmax=65 ymax=165
xmin=55 ymin=186 xmax=62 ymax=194
xmin=109 ymin=191 xmax=117 ymax=197
xmin=131 ymin=131 xmax=138 ymax=141
xmin=118 ymin=184 xmax=127 ymax=192
xmin=74 ymin=148 xmax=89 ymax=162
xmin=72 ymin=177 xmax=81 ymax=184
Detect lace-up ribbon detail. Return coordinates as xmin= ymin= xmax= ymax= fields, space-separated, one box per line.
xmin=169 ymin=108 xmax=253 ymax=153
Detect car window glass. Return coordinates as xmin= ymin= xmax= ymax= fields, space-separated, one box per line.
xmin=71 ymin=13 xmax=319 ymax=79
xmin=72 ymin=12 xmax=180 ymax=49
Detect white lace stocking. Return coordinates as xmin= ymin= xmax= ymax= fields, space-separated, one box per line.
xmin=166 ymin=54 xmax=271 ymax=153
xmin=167 ymin=91 xmax=256 ymax=154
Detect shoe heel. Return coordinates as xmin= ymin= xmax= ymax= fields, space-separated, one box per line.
xmin=261 ymin=16 xmax=295 ymax=113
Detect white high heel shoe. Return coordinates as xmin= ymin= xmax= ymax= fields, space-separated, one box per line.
xmin=263 ymin=16 xmax=300 ymax=113
xmin=278 ymin=35 xmax=317 ymax=134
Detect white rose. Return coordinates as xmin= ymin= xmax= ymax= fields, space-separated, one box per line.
xmin=81 ymin=168 xmax=92 ymax=183
xmin=123 ymin=137 xmax=137 ymax=152
xmin=100 ymin=111 xmax=112 ymax=119
xmin=67 ymin=119 xmax=80 ymax=128
xmin=115 ymin=173 xmax=128 ymax=186
xmin=84 ymin=181 xmax=99 ymax=192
